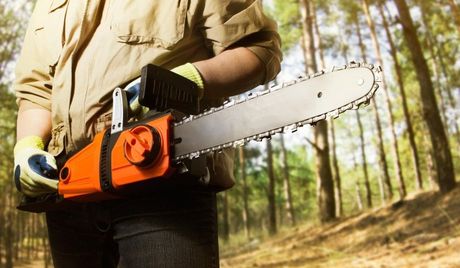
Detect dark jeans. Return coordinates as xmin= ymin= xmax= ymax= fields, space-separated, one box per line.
xmin=46 ymin=181 xmax=219 ymax=268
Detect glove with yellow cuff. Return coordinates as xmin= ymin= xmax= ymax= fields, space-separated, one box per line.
xmin=13 ymin=136 xmax=59 ymax=197
xmin=124 ymin=63 xmax=205 ymax=116
xmin=171 ymin=63 xmax=205 ymax=98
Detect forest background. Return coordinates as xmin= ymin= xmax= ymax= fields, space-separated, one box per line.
xmin=0 ymin=0 xmax=459 ymax=267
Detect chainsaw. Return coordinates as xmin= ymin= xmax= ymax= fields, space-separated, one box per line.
xmin=17 ymin=62 xmax=381 ymax=212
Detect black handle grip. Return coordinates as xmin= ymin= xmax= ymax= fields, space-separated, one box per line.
xmin=139 ymin=64 xmax=201 ymax=115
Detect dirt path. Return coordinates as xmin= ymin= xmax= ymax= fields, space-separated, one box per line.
xmin=221 ymin=187 xmax=460 ymax=268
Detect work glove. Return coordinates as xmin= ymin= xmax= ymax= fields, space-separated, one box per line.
xmin=13 ymin=136 xmax=59 ymax=197
xmin=123 ymin=78 xmax=142 ymax=116
xmin=123 ymin=63 xmax=205 ymax=116
xmin=171 ymin=63 xmax=205 ymax=98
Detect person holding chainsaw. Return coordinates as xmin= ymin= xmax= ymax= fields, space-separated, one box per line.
xmin=14 ymin=1 xmax=281 ymax=267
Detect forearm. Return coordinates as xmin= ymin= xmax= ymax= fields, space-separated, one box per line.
xmin=16 ymin=100 xmax=52 ymax=142
xmin=193 ymin=47 xmax=265 ymax=99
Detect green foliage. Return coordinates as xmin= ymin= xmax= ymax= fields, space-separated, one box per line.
xmin=0 ymin=85 xmax=17 ymax=183
xmin=269 ymin=0 xmax=302 ymax=52
xmin=221 ymin=0 xmax=460 ymax=246
xmin=0 ymin=1 xmax=33 ymax=188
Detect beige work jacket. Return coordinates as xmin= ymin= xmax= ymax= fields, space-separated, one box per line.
xmin=14 ymin=0 xmax=282 ymax=189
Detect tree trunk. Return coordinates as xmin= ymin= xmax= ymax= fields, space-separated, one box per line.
xmin=355 ymin=16 xmax=393 ymax=201
xmin=338 ymin=26 xmax=373 ymax=208
xmin=312 ymin=0 xmax=326 ymax=69
xmin=329 ymin=121 xmax=343 ymax=217
xmin=378 ymin=1 xmax=423 ymax=190
xmin=355 ymin=181 xmax=364 ymax=211
xmin=356 ymin=110 xmax=374 ymax=207
xmin=266 ymin=140 xmax=277 ymax=235
xmin=394 ymin=0 xmax=456 ymax=193
xmin=300 ymin=0 xmax=336 ymax=222
xmin=315 ymin=1 xmax=343 ymax=216
xmin=279 ymin=135 xmax=296 ymax=225
xmin=362 ymin=0 xmax=406 ymax=199
xmin=352 ymin=154 xmax=364 ymax=211
xmin=419 ymin=1 xmax=460 ymax=148
xmin=238 ymin=147 xmax=251 ymax=238
xmin=419 ymin=2 xmax=460 ymax=146
xmin=425 ymin=138 xmax=438 ymax=190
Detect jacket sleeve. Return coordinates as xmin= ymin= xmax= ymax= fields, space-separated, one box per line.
xmin=14 ymin=2 xmax=53 ymax=111
xmin=199 ymin=0 xmax=282 ymax=83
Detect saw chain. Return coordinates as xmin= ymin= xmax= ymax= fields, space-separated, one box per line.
xmin=173 ymin=61 xmax=382 ymax=160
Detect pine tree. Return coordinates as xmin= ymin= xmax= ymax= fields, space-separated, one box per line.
xmin=394 ymin=0 xmax=456 ymax=193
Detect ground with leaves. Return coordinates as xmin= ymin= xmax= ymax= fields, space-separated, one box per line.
xmin=220 ymin=186 xmax=460 ymax=268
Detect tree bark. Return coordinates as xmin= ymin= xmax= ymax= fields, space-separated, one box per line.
xmin=362 ymin=0 xmax=406 ymax=199
xmin=300 ymin=0 xmax=336 ymax=222
xmin=394 ymin=0 xmax=456 ymax=193
xmin=266 ymin=140 xmax=277 ymax=234
xmin=378 ymin=1 xmax=423 ymax=190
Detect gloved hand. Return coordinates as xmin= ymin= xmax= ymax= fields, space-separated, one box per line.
xmin=13 ymin=136 xmax=59 ymax=197
xmin=171 ymin=63 xmax=205 ymax=98
xmin=123 ymin=77 xmax=143 ymax=116
xmin=123 ymin=63 xmax=205 ymax=117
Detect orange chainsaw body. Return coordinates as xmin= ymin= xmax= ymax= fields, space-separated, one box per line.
xmin=58 ymin=113 xmax=174 ymax=201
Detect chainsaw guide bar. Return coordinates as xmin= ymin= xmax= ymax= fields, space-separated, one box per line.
xmin=173 ymin=62 xmax=381 ymax=160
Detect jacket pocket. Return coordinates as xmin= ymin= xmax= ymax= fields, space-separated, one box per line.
xmin=110 ymin=0 xmax=187 ymax=49
xmin=34 ymin=0 xmax=68 ymax=75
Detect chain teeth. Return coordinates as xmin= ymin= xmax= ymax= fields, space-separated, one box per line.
xmin=173 ymin=62 xmax=381 ymax=161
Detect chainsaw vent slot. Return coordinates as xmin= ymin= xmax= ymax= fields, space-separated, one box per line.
xmin=99 ymin=131 xmax=112 ymax=192
xmin=139 ymin=64 xmax=201 ymax=115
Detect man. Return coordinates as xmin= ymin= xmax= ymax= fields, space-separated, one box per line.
xmin=14 ymin=1 xmax=281 ymax=267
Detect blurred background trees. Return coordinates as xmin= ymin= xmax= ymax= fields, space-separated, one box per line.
xmin=0 ymin=0 xmax=459 ymax=266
